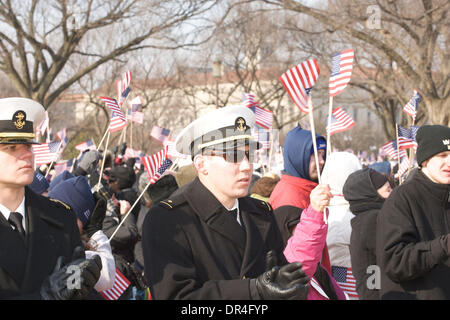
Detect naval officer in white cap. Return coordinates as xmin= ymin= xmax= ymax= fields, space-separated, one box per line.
xmin=0 ymin=97 xmax=102 ymax=299
xmin=142 ymin=105 xmax=309 ymax=300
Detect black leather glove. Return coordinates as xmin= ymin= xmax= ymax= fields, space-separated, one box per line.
xmin=253 ymin=262 xmax=309 ymax=300
xmin=84 ymin=196 xmax=107 ymax=238
xmin=70 ymin=255 xmax=102 ymax=300
xmin=40 ymin=247 xmax=102 ymax=300
xmin=265 ymin=250 xmax=278 ymax=271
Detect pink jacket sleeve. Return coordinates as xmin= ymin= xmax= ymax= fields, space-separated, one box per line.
xmin=283 ymin=205 xmax=329 ymax=279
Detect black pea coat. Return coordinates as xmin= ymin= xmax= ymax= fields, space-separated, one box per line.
xmin=0 ymin=187 xmax=83 ymax=299
xmin=142 ymin=177 xmax=286 ymax=300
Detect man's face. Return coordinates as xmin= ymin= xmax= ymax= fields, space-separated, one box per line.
xmin=422 ymin=151 xmax=450 ymax=184
xmin=309 ymin=149 xmax=326 ymax=181
xmin=0 ymin=144 xmax=34 ymax=187
xmin=200 ymin=146 xmax=253 ymax=204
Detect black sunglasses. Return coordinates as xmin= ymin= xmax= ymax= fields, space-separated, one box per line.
xmin=203 ymin=148 xmax=255 ymax=163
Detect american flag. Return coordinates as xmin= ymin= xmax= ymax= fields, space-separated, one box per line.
xmin=279 ymin=58 xmax=320 ymax=114
xmin=124 ymin=147 xmax=142 ymax=159
xmin=35 ymin=111 xmax=49 ymax=137
xmin=100 ymin=268 xmax=130 ymax=300
xmin=329 ymin=49 xmax=354 ymax=97
xmin=402 ymin=89 xmax=420 ymax=121
xmin=56 ymin=128 xmax=69 ymax=150
xmin=165 ymin=139 xmax=188 ymax=160
xmin=397 ymin=136 xmax=416 ymax=150
xmin=126 ymin=109 xmax=144 ymax=124
xmin=32 ymin=142 xmax=61 ymax=165
xmin=242 ymin=93 xmax=259 ymax=107
xmin=150 ymin=158 xmax=173 ymax=184
xmin=54 ymin=159 xmax=74 ymax=175
xmin=395 ymin=156 xmax=411 ymax=179
xmin=150 ymin=125 xmax=170 ymax=144
xmin=380 ymin=141 xmax=407 ymax=160
xmin=74 ymin=139 xmax=96 ymax=152
xmin=100 ymin=97 xmax=126 ymax=122
xmin=109 ymin=113 xmax=127 ymax=133
xmin=332 ymin=266 xmax=359 ymax=299
xmin=326 ymin=107 xmax=355 ymax=136
xmin=116 ymin=71 xmax=132 ymax=107
xmin=252 ymin=127 xmax=271 ymax=150
xmin=242 ymin=93 xmax=273 ymax=129
xmin=129 ymin=96 xmax=142 ymax=112
xmin=398 ymin=125 xmax=419 ymax=150
xmin=140 ymin=146 xmax=169 ymax=184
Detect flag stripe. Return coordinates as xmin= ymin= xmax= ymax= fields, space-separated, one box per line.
xmin=280 ymin=58 xmax=319 ymax=114
xmin=100 ymin=268 xmax=130 ymax=300
xmin=326 ymin=107 xmax=355 ymax=135
xmin=329 ymin=49 xmax=354 ymax=96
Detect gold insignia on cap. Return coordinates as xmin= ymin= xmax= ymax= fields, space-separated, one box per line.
xmin=235 ymin=117 xmax=247 ymax=132
xmin=13 ymin=111 xmax=26 ymax=130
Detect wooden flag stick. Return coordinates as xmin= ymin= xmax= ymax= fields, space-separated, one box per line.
xmin=97 ymin=127 xmax=109 ymax=151
xmin=308 ymin=96 xmax=321 ymax=185
xmin=97 ymin=131 xmax=111 ymax=187
xmin=168 ymin=157 xmax=179 ymax=172
xmin=326 ymin=96 xmax=333 ymax=157
xmin=395 ymin=123 xmax=402 ymax=184
xmin=267 ymin=129 xmax=274 ymax=173
xmin=130 ymin=115 xmax=134 ymax=150
xmin=109 ymin=179 xmax=151 ymax=242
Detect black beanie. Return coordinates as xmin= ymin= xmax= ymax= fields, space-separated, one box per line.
xmin=369 ymin=168 xmax=388 ymax=190
xmin=416 ymin=125 xmax=450 ymax=166
xmin=147 ymin=174 xmax=178 ymax=204
xmin=110 ymin=166 xmax=136 ymax=190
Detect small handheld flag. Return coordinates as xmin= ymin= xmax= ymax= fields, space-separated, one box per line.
xmin=279 ymin=58 xmax=320 ymax=114
xmin=329 ymin=49 xmax=354 ymax=97
xmin=116 ymin=71 xmax=132 ymax=107
xmin=402 ymin=89 xmax=420 ymax=121
xmin=100 ymin=268 xmax=130 ymax=300
xmin=242 ymin=93 xmax=273 ymax=129
xmin=326 ymin=107 xmax=355 ymax=136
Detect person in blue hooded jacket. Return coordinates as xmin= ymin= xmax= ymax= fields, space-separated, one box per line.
xmin=269 ymin=125 xmax=332 ymax=274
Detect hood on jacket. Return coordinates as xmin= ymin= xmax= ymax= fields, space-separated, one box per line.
xmin=343 ymin=168 xmax=385 ymax=215
xmin=321 ymin=152 xmax=362 ymax=205
xmin=283 ymin=126 xmax=326 ymax=181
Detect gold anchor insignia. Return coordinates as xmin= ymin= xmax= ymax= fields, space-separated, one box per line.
xmin=13 ymin=112 xmax=26 ymax=130
xmin=235 ymin=117 xmax=247 ymax=132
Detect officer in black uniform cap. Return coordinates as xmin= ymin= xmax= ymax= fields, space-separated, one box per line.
xmin=0 ymin=97 xmax=102 ymax=299
xmin=142 ymin=105 xmax=309 ymax=299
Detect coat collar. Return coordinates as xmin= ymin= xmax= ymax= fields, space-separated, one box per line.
xmin=414 ymin=170 xmax=449 ymax=204
xmin=183 ymin=178 xmax=246 ymax=251
xmin=182 ymin=178 xmax=274 ymax=263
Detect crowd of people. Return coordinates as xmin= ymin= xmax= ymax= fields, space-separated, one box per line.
xmin=0 ymin=97 xmax=449 ymax=300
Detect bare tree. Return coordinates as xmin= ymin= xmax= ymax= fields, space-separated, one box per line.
xmin=258 ymin=0 xmax=449 ymax=127
xmin=0 ymin=0 xmax=220 ymax=108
